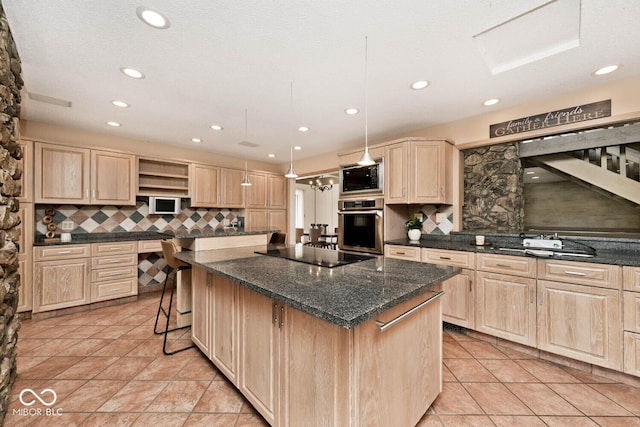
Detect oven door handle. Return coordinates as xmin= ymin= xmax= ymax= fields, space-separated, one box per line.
xmin=338 ymin=210 xmax=383 ymax=216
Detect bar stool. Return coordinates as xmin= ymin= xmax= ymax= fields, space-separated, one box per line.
xmin=153 ymin=239 xmax=195 ymax=355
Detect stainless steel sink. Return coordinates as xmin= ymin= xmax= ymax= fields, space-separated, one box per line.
xmin=498 ymin=247 xmax=595 ymax=258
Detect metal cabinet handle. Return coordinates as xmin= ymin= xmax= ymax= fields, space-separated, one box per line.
xmin=57 ymin=250 xmax=71 ymax=254
xmin=564 ymin=271 xmax=587 ymax=276
xmin=279 ymin=305 xmax=284 ymax=328
xmin=92 ymin=189 xmax=96 ymax=199
xmin=375 ymin=291 xmax=444 ymax=332
xmin=496 ymin=263 xmax=512 ymax=268
xmin=272 ymin=303 xmax=278 ymax=324
xmin=439 ymin=256 xmax=451 ymax=260
xmin=396 ymin=251 xmax=406 ymax=255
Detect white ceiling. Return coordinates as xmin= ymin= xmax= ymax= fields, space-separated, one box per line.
xmin=3 ymin=0 xmax=640 ymax=164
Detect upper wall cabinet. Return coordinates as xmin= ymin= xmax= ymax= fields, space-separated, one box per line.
xmin=18 ymin=139 xmax=33 ymax=203
xmin=384 ymin=139 xmax=453 ymax=205
xmin=245 ymin=172 xmax=287 ymax=209
xmin=35 ymin=142 xmax=136 ymax=205
xmin=190 ymin=164 xmax=246 ymax=208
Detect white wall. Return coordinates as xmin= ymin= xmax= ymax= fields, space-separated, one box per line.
xmin=294 ymin=182 xmax=339 ymax=233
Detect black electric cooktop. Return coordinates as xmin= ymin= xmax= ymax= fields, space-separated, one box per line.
xmin=255 ymin=245 xmax=374 ymax=268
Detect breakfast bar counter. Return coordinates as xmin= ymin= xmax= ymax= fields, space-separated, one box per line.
xmin=175 ymin=244 xmax=459 ymax=427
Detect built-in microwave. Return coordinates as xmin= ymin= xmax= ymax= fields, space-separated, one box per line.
xmin=149 ymin=196 xmax=181 ymax=214
xmin=340 ymin=159 xmax=383 ymax=196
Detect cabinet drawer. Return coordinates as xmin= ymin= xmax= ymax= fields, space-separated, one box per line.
xmin=91 ymin=265 xmax=137 ymax=283
xmin=385 ymin=245 xmax=420 ymax=261
xmin=538 ymin=259 xmax=621 ymax=289
xmin=92 ymin=253 xmax=137 ymax=269
xmin=92 ymin=277 xmax=137 ymax=302
xmin=476 ymin=253 xmax=536 ymax=278
xmin=138 ymin=239 xmax=163 ymax=253
xmin=624 ymin=332 xmax=640 ymax=377
xmin=34 ymin=244 xmax=90 ymax=261
xmin=422 ymin=248 xmax=475 ymax=269
xmin=624 ymin=291 xmax=640 ymax=333
xmin=623 ymin=266 xmax=640 ymax=292
xmin=92 ymin=241 xmax=136 ymax=256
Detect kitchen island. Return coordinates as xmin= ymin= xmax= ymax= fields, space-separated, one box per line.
xmin=175 ymin=245 xmax=459 ymax=427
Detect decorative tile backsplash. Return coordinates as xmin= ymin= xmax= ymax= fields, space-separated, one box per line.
xmin=35 ymin=200 xmax=240 ymax=236
xmin=418 ymin=205 xmax=454 ymax=235
xmin=35 ymin=200 xmax=242 ymax=288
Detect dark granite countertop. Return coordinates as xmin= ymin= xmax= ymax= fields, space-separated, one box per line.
xmin=386 ymin=233 xmax=640 ymax=267
xmin=174 ymin=245 xmax=460 ymax=329
xmin=33 ymin=228 xmax=278 ymax=246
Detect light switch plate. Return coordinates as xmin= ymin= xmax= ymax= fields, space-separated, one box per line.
xmin=61 ymin=220 xmax=74 ymax=231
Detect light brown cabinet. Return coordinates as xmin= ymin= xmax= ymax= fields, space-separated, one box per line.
xmin=18 ymin=139 xmax=33 ymax=203
xmin=245 ymin=172 xmax=288 ymax=232
xmin=190 ymin=164 xmax=246 ymax=208
xmin=35 ymin=142 xmax=135 ymax=205
xmin=33 ymin=244 xmax=91 ymax=313
xmin=623 ymin=266 xmax=640 ymax=376
xmin=384 ymin=139 xmax=453 ymax=205
xmin=239 ymin=286 xmax=280 ymax=425
xmin=537 ymin=259 xmax=622 ymax=371
xmin=384 ymin=244 xmax=421 ymax=261
xmin=245 ymin=172 xmax=268 ymax=208
xmin=475 ymin=253 xmax=537 ymax=346
xmin=422 ymin=248 xmax=476 ymax=329
xmin=17 ymin=203 xmax=33 ymax=313
xmin=90 ymin=241 xmax=137 ymax=302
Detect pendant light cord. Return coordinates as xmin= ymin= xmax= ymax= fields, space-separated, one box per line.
xmin=364 ymin=36 xmax=368 ymax=152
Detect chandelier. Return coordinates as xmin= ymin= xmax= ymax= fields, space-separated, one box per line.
xmin=309 ymin=176 xmax=334 ymax=192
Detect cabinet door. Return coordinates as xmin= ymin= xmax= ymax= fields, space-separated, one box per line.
xmin=17 ymin=257 xmax=32 ymax=312
xmin=440 ymin=268 xmax=475 ymax=329
xmin=267 ymin=174 xmax=287 ymax=209
xmin=268 ymin=209 xmax=287 ymax=234
xmin=220 ymin=168 xmax=245 ymax=208
xmin=33 ymin=258 xmax=90 ymax=312
xmin=91 ymin=150 xmax=135 ymax=205
xmin=281 ymin=303 xmax=351 ymax=427
xmin=35 ymin=142 xmax=90 ymax=204
xmin=475 ymin=271 xmax=536 ymax=346
xmin=409 ymin=140 xmax=451 ymax=204
xmin=384 ymin=142 xmax=407 ymax=203
xmin=624 ymin=291 xmax=640 ymax=333
xmin=623 ymin=332 xmax=640 ymax=377
xmin=246 ymin=209 xmax=268 ymax=230
xmin=18 ymin=139 xmax=33 ymax=202
xmin=239 ymin=287 xmax=279 ymax=425
xmin=245 ymin=172 xmax=267 ymax=208
xmin=190 ymin=164 xmax=220 ymax=207
xmin=538 ymin=280 xmax=622 ymax=370
xmin=191 ymin=268 xmax=212 ymax=357
xmin=211 ymin=274 xmax=239 ymax=384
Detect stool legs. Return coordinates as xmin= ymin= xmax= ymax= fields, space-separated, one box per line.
xmin=154 ymin=265 xmax=195 ymax=355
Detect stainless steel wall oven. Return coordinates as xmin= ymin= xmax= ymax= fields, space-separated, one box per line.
xmin=338 ymin=197 xmax=384 ymax=254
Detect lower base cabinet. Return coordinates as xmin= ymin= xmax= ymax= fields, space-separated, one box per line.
xmin=538 ymin=279 xmax=622 ymax=370
xmin=475 ymin=271 xmax=537 ymax=346
xmin=624 ymin=332 xmax=640 ymax=376
xmin=438 ymin=269 xmax=475 ymax=329
xmin=34 ymin=257 xmax=91 ymax=312
xmin=191 ymin=266 xmax=443 ymax=426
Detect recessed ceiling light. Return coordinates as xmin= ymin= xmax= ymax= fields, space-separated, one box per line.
xmin=293 ymin=146 xmax=302 ymax=150
xmin=120 ymin=67 xmax=145 ymax=79
xmin=531 ymin=176 xmax=540 ymax=180
xmin=136 ymin=7 xmax=170 ymax=29
xmin=268 ymin=154 xmax=276 ymax=158
xmin=111 ymin=100 xmax=129 ymax=108
xmin=526 ymin=171 xmax=535 ymax=175
xmin=483 ymin=98 xmax=500 ymax=106
xmin=191 ymin=138 xmax=202 ymax=143
xmin=593 ymin=64 xmax=621 ymax=76
xmin=344 ymin=107 xmax=359 ymax=115
xmin=106 ymin=121 xmax=121 ymax=127
xmin=410 ymin=80 xmax=430 ymax=90
xmin=210 ymin=124 xmax=223 ymax=131
xmin=298 ymin=126 xmax=309 ymax=132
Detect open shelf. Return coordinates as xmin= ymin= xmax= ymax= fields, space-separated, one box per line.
xmin=138 ymin=157 xmax=190 ymax=197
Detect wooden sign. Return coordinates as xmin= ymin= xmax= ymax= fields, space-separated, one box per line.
xmin=489 ymin=99 xmax=611 ymax=138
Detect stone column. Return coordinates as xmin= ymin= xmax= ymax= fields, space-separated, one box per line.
xmin=0 ymin=2 xmax=23 ymax=423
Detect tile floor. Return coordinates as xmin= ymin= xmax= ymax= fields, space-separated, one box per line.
xmin=4 ymin=293 xmax=640 ymax=427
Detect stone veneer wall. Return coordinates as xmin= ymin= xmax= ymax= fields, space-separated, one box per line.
xmin=0 ymin=3 xmax=22 ymax=423
xmin=462 ymin=142 xmax=524 ymax=232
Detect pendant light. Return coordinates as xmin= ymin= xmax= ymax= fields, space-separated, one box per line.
xmin=284 ymin=81 xmax=298 ymax=178
xmin=240 ymin=109 xmax=252 ymax=186
xmin=241 ymin=160 xmax=252 ymax=186
xmin=357 ymin=36 xmax=375 ymax=166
